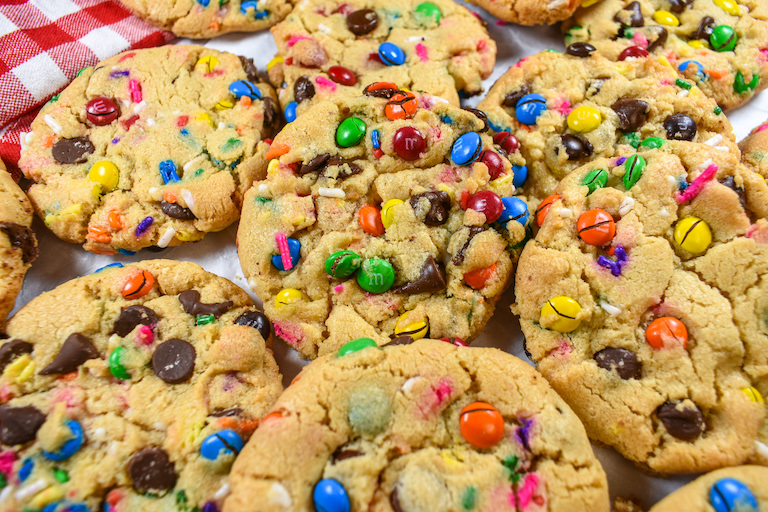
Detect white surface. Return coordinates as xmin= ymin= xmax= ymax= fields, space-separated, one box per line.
xmin=12 ymin=2 xmax=768 ymax=508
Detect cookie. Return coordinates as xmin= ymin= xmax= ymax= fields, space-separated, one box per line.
xmin=465 ymin=0 xmax=582 ymax=26
xmin=237 ymin=91 xmax=529 ymax=359
xmin=267 ymin=0 xmax=496 ymax=121
xmin=0 ymin=159 xmax=38 ymax=324
xmin=118 ymin=0 xmax=293 ymax=38
xmin=19 ymin=46 xmax=280 ymax=255
xmin=564 ymin=0 xmax=768 ymax=110
xmin=739 ymin=119 xmax=768 ymax=178
xmin=224 ymin=338 xmax=610 ymax=512
xmin=513 ymin=140 xmax=768 ymax=473
xmin=476 ymin=49 xmax=737 ymax=204
xmin=649 ymin=466 xmax=768 ymax=511
xmin=0 ymin=260 xmax=282 ymax=511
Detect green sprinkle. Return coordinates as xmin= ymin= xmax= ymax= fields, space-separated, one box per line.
xmin=194 ymin=168 xmax=204 ymax=177
xmin=503 ymin=454 xmax=522 ymax=483
xmin=675 ymin=78 xmax=692 ymax=90
xmin=639 ymin=137 xmax=665 ymax=149
xmin=545 ymin=49 xmax=559 ymax=52
xmin=176 ymin=490 xmax=188 ymax=505
xmin=196 ymin=315 xmax=216 ymax=325
xmin=624 ymin=131 xmax=640 ymax=149
xmin=462 ymin=487 xmax=477 ymax=510
xmin=714 ymin=106 xmax=723 ymax=115
xmin=255 ymin=197 xmax=271 ymax=204
xmin=49 ymin=94 xmax=59 ymax=103
xmin=76 ymin=67 xmax=90 ymax=77
xmin=53 ymin=468 xmax=69 ymax=483
xmin=221 ymin=138 xmax=242 ymax=152
xmin=0 ymin=473 xmax=6 ymax=489
xmin=565 ymin=25 xmax=582 ymax=42
xmin=624 ymin=28 xmax=634 ymax=38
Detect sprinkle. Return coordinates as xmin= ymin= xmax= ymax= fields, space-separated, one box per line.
xmin=675 ymin=78 xmax=692 ymax=90
xmin=111 ymin=137 xmax=120 ymax=144
xmin=129 ymin=79 xmax=142 ymax=103
xmin=275 ymin=233 xmax=294 ymax=271
xmin=181 ymin=189 xmax=195 ymax=209
xmin=676 ymin=164 xmax=718 ymax=203
xmin=615 ymin=156 xmax=627 ymax=166
xmin=371 ymin=129 xmax=380 ymax=149
xmin=183 ymin=155 xmax=206 ymax=172
xmin=318 ymin=187 xmax=345 ymax=198
xmin=154 ymin=422 xmax=166 ymax=431
xmin=20 ymin=132 xmax=32 ymax=151
xmin=677 ymin=89 xmax=689 ymax=97
xmin=756 ymin=440 xmax=768 ymax=459
xmin=258 ymin=184 xmax=269 ymax=193
xmin=214 ymin=483 xmax=231 ymax=500
xmin=135 ymin=216 xmax=154 ymax=237
xmin=0 ymin=486 xmax=13 ymax=504
xmin=317 ymin=23 xmax=332 ymax=34
xmin=315 ymin=76 xmax=337 ymax=92
xmin=286 ymin=35 xmax=311 ymax=46
xmin=159 ymin=160 xmax=180 ymax=184
xmin=715 ymin=146 xmax=729 ymax=152
xmin=109 ymin=70 xmax=130 ymax=78
xmin=558 ymin=208 xmax=572 ymax=217
xmin=416 ymin=43 xmax=428 ymax=62
xmin=696 ymin=158 xmax=714 ymax=172
xmin=401 ymin=377 xmax=421 ymax=393
xmin=619 ymin=196 xmax=635 ymax=216
xmin=133 ymin=100 xmax=148 ymax=114
xmin=667 ymin=176 xmax=677 ymax=187
xmin=704 ymin=134 xmax=723 ymax=146
xmin=218 ymin=122 xmax=226 ymax=130
xmin=268 ymin=483 xmax=292 ymax=507
xmin=714 ymin=106 xmax=722 ymax=115
xmin=15 ymin=479 xmax=48 ymax=501
xmin=146 ymin=118 xmax=156 ymax=126
xmin=598 ymin=245 xmax=628 ymax=276
xmin=407 ymin=36 xmax=426 ymax=42
xmin=157 ymin=227 xmax=177 ymax=248
xmin=334 ymin=284 xmax=344 ymax=293
xmin=600 ymin=301 xmax=622 ymax=316
xmin=548 ymin=0 xmax=566 ymax=7
xmin=43 ymin=115 xmax=61 ymax=135
xmin=659 ymin=207 xmax=669 ymax=217
xmin=92 ymin=427 xmax=107 ymax=441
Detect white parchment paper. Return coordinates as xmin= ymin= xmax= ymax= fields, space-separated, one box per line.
xmin=12 ymin=2 xmax=768 ymax=507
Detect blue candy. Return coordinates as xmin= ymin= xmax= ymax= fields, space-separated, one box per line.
xmin=710 ymin=478 xmax=758 ymax=512
xmin=451 ymin=132 xmax=483 ymax=166
xmin=378 ymin=42 xmax=406 ymax=66
xmin=229 ymin=80 xmax=262 ymax=100
xmin=196 ymin=0 xmax=210 ymax=5
xmin=515 ymin=93 xmax=547 ymax=125
xmin=498 ymin=196 xmax=529 ymax=226
xmin=159 ymin=160 xmax=180 ymax=184
xmin=19 ymin=458 xmax=33 ymax=482
xmin=200 ymin=429 xmax=244 ymax=461
xmin=43 ymin=420 xmax=84 ymax=461
xmin=313 ymin=479 xmax=350 ymax=512
xmin=678 ymin=60 xmax=705 ymax=80
xmin=271 ymin=237 xmax=301 ymax=271
xmin=93 ymin=262 xmax=123 ymax=273
xmin=117 ymin=249 xmax=137 ymax=256
xmin=285 ymin=101 xmax=298 ymax=123
xmin=43 ymin=502 xmax=89 ymax=512
xmin=512 ymin=164 xmax=528 ymax=188
xmin=371 ymin=129 xmax=380 ymax=149
xmin=241 ymin=0 xmax=268 ymax=18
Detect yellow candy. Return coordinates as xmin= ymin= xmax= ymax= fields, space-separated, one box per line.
xmin=567 ymin=106 xmax=601 ymax=133
xmin=490 ymin=173 xmax=514 ymax=195
xmin=88 ymin=160 xmax=119 ymax=192
xmin=2 ymin=354 xmax=35 ymax=384
xmin=197 ymin=55 xmax=219 ymax=73
xmin=215 ymin=100 xmax=234 ymax=110
xmin=652 ymin=10 xmax=680 ymax=26
xmin=689 ymin=40 xmax=709 ymax=49
xmin=657 ymin=55 xmax=672 ymax=67
xmin=267 ymin=56 xmax=284 ymax=71
xmin=381 ymin=199 xmax=404 ymax=229
xmin=195 ymin=112 xmax=215 ymax=127
xmin=175 ymin=230 xmax=205 ymax=242
xmin=540 ymin=296 xmax=582 ymax=333
xmin=437 ymin=184 xmax=454 ymax=199
xmin=275 ymin=288 xmax=309 ymax=310
xmin=268 ymin=159 xmax=279 ymax=174
xmin=30 ymin=486 xmax=64 ymax=508
xmin=674 ymin=217 xmax=712 ymax=254
xmin=581 ymin=0 xmax=603 ymax=6
xmin=714 ymin=0 xmax=740 ymax=15
xmin=394 ymin=311 xmax=428 ymax=339
xmin=743 ymin=386 xmax=765 ymax=403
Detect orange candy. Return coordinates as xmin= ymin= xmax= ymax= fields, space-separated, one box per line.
xmin=265 ymin=142 xmax=290 ymax=159
xmin=262 ymin=411 xmax=285 ymax=423
xmin=359 ymin=205 xmax=385 ymax=236
xmin=535 ymin=194 xmax=560 ymax=227
xmin=122 ymin=270 xmax=155 ymax=300
xmin=460 ymin=402 xmax=505 ymax=449
xmin=108 ymin=210 xmax=124 ymax=230
xmin=385 ymin=91 xmax=418 ymax=121
xmin=577 ymin=208 xmax=616 ymax=246
xmin=646 ymin=317 xmax=688 ymax=349
xmin=464 ymin=263 xmax=497 ymax=289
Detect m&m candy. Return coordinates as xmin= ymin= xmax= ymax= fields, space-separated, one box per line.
xmin=480 ymin=150 xmax=505 ymax=180
xmin=535 ymin=194 xmax=560 ymax=226
xmin=271 ymin=238 xmax=301 ymax=271
xmin=467 ymin=191 xmax=503 ymax=223
xmin=498 ymin=196 xmax=529 ymax=225
xmin=709 ymin=478 xmax=758 ymax=512
xmin=577 ymin=209 xmax=616 ymax=246
xmin=451 ymin=132 xmax=483 ymax=166
xmin=623 ymin=154 xmax=646 ymax=189
xmin=284 ymin=101 xmax=298 ymax=123
xmin=540 ymin=296 xmax=581 ymax=332
xmin=89 ymin=161 xmax=119 ymax=192
xmin=122 ymin=270 xmax=155 ymax=299
xmin=327 ymin=66 xmax=357 ymax=86
xmin=393 ymin=126 xmax=426 ymax=160
xmin=674 ymin=217 xmax=712 ymax=254
xmin=385 ymin=91 xmax=418 ymax=120
xmin=325 ymin=250 xmax=362 ymax=279
xmin=459 ymin=402 xmax=505 ymax=449
xmin=200 ymin=429 xmax=244 ymax=461
xmin=394 ymin=312 xmax=428 ymax=339
xmin=381 ymin=199 xmax=404 ymax=228
xmin=652 ymin=10 xmax=679 ymax=25
xmin=313 ymin=479 xmax=351 ymax=512
xmin=515 ymin=94 xmax=547 ymax=125
xmin=567 ymin=106 xmax=601 ymax=133
xmin=378 ymin=42 xmax=406 ymax=66
xmin=618 ymin=45 xmax=649 ymax=60
xmin=357 ymin=258 xmax=395 ymax=293
xmin=359 ymin=205 xmax=385 ymax=236
xmin=336 ymin=117 xmax=367 ymax=147
xmin=43 ymin=420 xmax=84 ymax=461
xmin=714 ymin=0 xmax=740 ymax=14
xmin=742 ymin=386 xmax=764 ymax=403
xmin=415 ymin=2 xmax=442 ymax=25
xmin=645 ymin=317 xmax=688 ymax=349
xmin=228 ymin=80 xmax=261 ymax=100
xmin=275 ymin=288 xmax=309 ymax=310
xmin=464 ymin=264 xmax=496 ymax=289
xmin=86 ymin=97 xmax=119 ymax=125
xmin=338 ymin=338 xmax=378 ymax=357
xmin=511 ymin=164 xmax=528 ymax=188
xmin=109 ymin=346 xmax=131 ymax=380
xmin=710 ymin=25 xmax=737 ymax=52
xmin=581 ymin=168 xmax=608 ymax=194
xmin=493 ymin=131 xmax=519 ymax=155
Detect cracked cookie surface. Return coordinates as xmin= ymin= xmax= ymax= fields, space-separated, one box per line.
xmin=0 ymin=260 xmax=282 ymax=511
xmin=739 ymin=118 xmax=768 ymax=178
xmin=465 ymin=0 xmax=581 ymax=26
xmin=224 ymin=338 xmax=610 ymax=512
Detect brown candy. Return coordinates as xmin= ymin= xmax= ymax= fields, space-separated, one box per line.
xmin=160 ymin=201 xmax=195 ymax=220
xmin=262 ymin=98 xmax=280 ymax=132
xmin=657 ymin=401 xmax=705 ymax=441
xmin=566 ymin=42 xmax=597 ymax=57
xmin=322 ymin=157 xmax=362 ymax=179
xmin=392 ymin=256 xmax=447 ymax=294
xmin=114 ymin=305 xmax=159 ymax=337
xmin=332 ymin=448 xmax=363 ymax=463
xmin=720 ymin=176 xmax=747 ymax=209
xmin=690 ymin=16 xmax=715 ymax=40
xmin=559 ymin=134 xmax=593 ymax=160
xmin=611 ymin=98 xmax=650 ymax=132
xmin=0 ymin=405 xmax=46 ymax=445
xmin=0 ymin=222 xmax=38 ymax=264
xmin=0 ymin=340 xmax=33 ymax=373
xmin=390 ymin=486 xmax=404 ymax=512
xmin=409 ymin=191 xmax=451 ymax=226
xmin=239 ymin=56 xmax=261 ymax=83
xmin=594 ymin=348 xmax=641 ymax=380
xmin=463 ymin=108 xmax=489 ymax=132
xmin=294 ymin=76 xmax=316 ymax=104
xmin=234 ymin=310 xmax=271 ymax=341
xmin=664 ymin=114 xmax=697 ymax=141
xmin=178 ymin=290 xmax=233 ymax=318
xmin=51 ymin=137 xmax=95 ymax=165
xmin=152 ymin=339 xmax=196 ymax=384
xmin=669 ymin=0 xmax=694 ymax=12
xmin=347 ymin=9 xmax=378 ymax=35
xmin=383 ymin=336 xmax=415 ymax=346
xmin=128 ymin=447 xmax=177 ymax=492
xmin=645 ymin=26 xmax=668 ymax=52
xmin=299 ymin=153 xmax=331 ymax=175
xmin=39 ymin=333 xmax=99 ymax=375
xmin=502 ymin=85 xmax=531 ymax=109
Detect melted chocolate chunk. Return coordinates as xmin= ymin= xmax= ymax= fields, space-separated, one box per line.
xmin=690 ymin=16 xmax=715 ymax=40
xmin=383 ymin=336 xmax=415 ymax=346
xmin=128 ymin=447 xmax=177 ymax=492
xmin=586 ymin=77 xmax=609 ymax=97
xmin=0 ymin=222 xmax=38 ymax=264
xmin=332 ymin=448 xmax=363 ymax=463
xmin=409 ymin=191 xmax=451 ymax=226
xmin=114 ymin=305 xmax=159 ymax=337
xmin=238 ymin=56 xmax=261 ymax=83
xmin=390 ymin=486 xmax=404 ymax=512
xmin=211 ymin=407 xmax=243 ymax=417
xmin=0 ymin=405 xmax=46 ymax=445
xmin=462 ymin=108 xmax=489 ymax=132
xmin=178 ymin=290 xmax=233 ymax=318
xmin=234 ymin=310 xmax=271 ymax=341
xmin=594 ymin=348 xmax=641 ymax=380
xmin=322 ymin=157 xmax=363 ymax=179
xmin=39 ymin=333 xmax=99 ymax=375
xmin=392 ymin=256 xmax=446 ymax=294
xmin=720 ymin=175 xmax=747 ymax=209
xmin=646 ymin=26 xmax=668 ymax=52
xmin=299 ymin=153 xmax=331 ymax=175
xmin=502 ymin=85 xmax=532 ymax=109
xmin=614 ymin=1 xmax=644 ymax=28
xmin=452 ymin=226 xmax=484 ymax=265
xmin=668 ymin=0 xmax=694 ymax=12
xmin=0 ymin=340 xmax=33 ymax=372
xmin=611 ymin=98 xmax=650 ymax=132
xmin=51 ymin=137 xmax=95 ymax=165
xmin=294 ymin=76 xmax=316 ymax=104
xmin=152 ymin=339 xmax=196 ymax=384
xmin=347 ymin=9 xmax=379 ymax=35
xmin=262 ymin=98 xmax=279 ymax=129
xmin=566 ymin=42 xmax=597 ymax=57
xmin=160 ymin=201 xmax=195 ymax=220
xmin=657 ymin=401 xmax=705 ymax=441
xmin=664 ymin=114 xmax=697 ymax=141
xmin=559 ymin=134 xmax=593 ymax=160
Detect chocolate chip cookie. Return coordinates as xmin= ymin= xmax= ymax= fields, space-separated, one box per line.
xmin=224 ymin=338 xmax=610 ymax=512
xmin=20 ymin=46 xmax=279 ymax=255
xmin=0 ymin=260 xmax=281 ymax=511
xmin=513 ymin=141 xmax=768 ymax=473
xmin=649 ymin=466 xmax=768 ymax=511
xmin=466 ymin=0 xmax=582 ymax=26
xmin=740 ymin=118 xmax=768 ymax=178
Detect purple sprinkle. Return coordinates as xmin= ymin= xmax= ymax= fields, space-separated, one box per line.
xmin=515 ymin=417 xmax=534 ymax=450
xmin=110 ymin=70 xmax=130 ymax=78
xmin=111 ymin=137 xmax=120 ymax=144
xmin=598 ymin=245 xmax=628 ymax=276
xmin=614 ymin=246 xmax=627 ymax=262
xmin=616 ymin=156 xmax=627 ymax=166
xmin=203 ymin=502 xmax=218 ymax=512
xmin=134 ymin=216 xmax=154 ymax=237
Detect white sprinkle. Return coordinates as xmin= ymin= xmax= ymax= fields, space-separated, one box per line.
xmin=667 ymin=175 xmax=677 ymax=187
xmin=619 ymin=196 xmax=635 ymax=216
xmin=153 ymin=422 xmax=167 ymax=431
xmin=258 ymin=184 xmax=270 ymax=193
xmin=20 ymin=132 xmax=32 ymax=151
xmin=247 ymin=277 xmax=259 ymax=289
xmin=407 ymin=36 xmax=427 ymax=42
xmin=548 ymin=0 xmax=566 ymax=7
xmin=0 ymin=486 xmax=13 ymax=504
xmin=157 ymin=228 xmax=176 ymax=248
xmin=659 ymin=207 xmax=669 ymax=218
xmin=173 ymin=110 xmax=182 ymax=115
xmin=133 ymin=100 xmax=148 ymax=114
xmin=704 ymin=134 xmax=723 ymax=146
xmin=318 ymin=187 xmax=345 ymax=198
xmin=120 ymin=99 xmax=132 ymax=109
xmin=15 ymin=479 xmax=48 ymax=501
xmin=183 ymin=155 xmax=205 ymax=172
xmin=317 ymin=23 xmax=332 ymax=34
xmin=181 ymin=189 xmax=195 ymax=209
xmin=715 ymin=145 xmax=729 ymax=152
xmin=430 ymin=96 xmax=449 ymax=104
xmin=214 ymin=482 xmax=231 ymax=500
xmin=218 ymin=122 xmax=226 ymax=130
xmin=677 ymin=89 xmax=689 ymax=97
xmin=401 ymin=376 xmax=422 ymax=393
xmin=695 ymin=158 xmax=714 ymax=172
xmin=112 ymin=65 xmax=119 ymax=70
xmin=268 ymin=483 xmax=292 ymax=507
xmin=600 ymin=301 xmax=622 ymax=316
xmin=756 ymin=440 xmax=768 ymax=459
xmin=558 ymin=207 xmax=572 ymax=218
xmin=146 ymin=118 xmax=156 ymax=127
xmin=92 ymin=427 xmax=107 ymax=441
xmin=108 ymin=441 xmax=119 ymax=456
xmin=44 ymin=114 xmax=61 ymax=135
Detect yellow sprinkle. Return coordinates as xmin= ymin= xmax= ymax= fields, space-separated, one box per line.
xmin=440 ymin=451 xmax=463 ymax=468
xmin=3 ymin=354 xmax=35 ymax=384
xmin=610 ymin=423 xmax=622 ymax=435
xmin=215 ymin=100 xmax=234 ymax=110
xmin=268 ymin=159 xmax=279 ymax=174
xmin=490 ymin=173 xmax=514 ymax=195
xmin=30 ymin=486 xmax=64 ymax=508
xmin=291 ymin=215 xmax=306 ymax=226
xmin=615 ymin=62 xmax=632 ymax=74
xmin=689 ymin=40 xmax=709 ymax=49
xmin=266 ymin=56 xmax=284 ymax=71
xmin=657 ymin=55 xmax=672 ymax=67
xmin=195 ymin=113 xmax=215 ymax=127
xmin=196 ymin=55 xmax=219 ymax=73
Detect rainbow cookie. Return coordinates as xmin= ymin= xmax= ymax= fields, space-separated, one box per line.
xmin=649 ymin=466 xmax=768 ymax=511
xmin=739 ymin=118 xmax=768 ymax=178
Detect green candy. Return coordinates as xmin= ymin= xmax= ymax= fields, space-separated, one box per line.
xmin=414 ymin=2 xmax=442 ymax=25
xmin=462 ymin=487 xmax=477 ymax=510
xmin=196 ymin=314 xmax=216 ymax=325
xmin=624 ymin=131 xmax=640 ymax=148
xmin=325 ymin=250 xmax=362 ymax=278
xmin=623 ymin=154 xmax=646 ymax=189
xmin=0 ymin=473 xmax=6 ymax=489
xmin=336 ymin=117 xmax=367 ymax=147
xmin=357 ymin=258 xmax=395 ymax=293
xmin=338 ymin=337 xmax=378 ymax=357
xmin=734 ymin=71 xmax=759 ymax=94
xmin=714 ymin=106 xmax=723 ymax=115
xmin=710 ymin=25 xmax=737 ymax=52
xmin=639 ymin=137 xmax=665 ymax=149
xmin=581 ymin=169 xmax=608 ymax=195
xmin=53 ymin=468 xmax=69 ymax=483
xmin=109 ymin=347 xmax=131 ymax=380
xmin=75 ymin=67 xmax=91 ymax=77
xmin=565 ymin=25 xmax=582 ymax=42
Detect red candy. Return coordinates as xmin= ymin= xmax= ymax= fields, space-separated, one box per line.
xmin=467 ymin=190 xmax=503 ymax=223
xmin=460 ymin=402 xmax=505 ymax=449
xmin=328 ymin=65 xmax=357 ymax=86
xmin=385 ymin=91 xmax=418 ymax=121
xmin=535 ymin=194 xmax=560 ymax=227
xmin=479 ymin=150 xmax=504 ymax=180
xmin=393 ymin=126 xmax=426 ymax=161
xmin=618 ymin=45 xmax=649 ymax=61
xmin=86 ymin=97 xmax=119 ymax=125
xmin=577 ymin=208 xmax=616 ymax=246
xmin=646 ymin=317 xmax=688 ymax=350
xmin=493 ymin=131 xmax=519 ymax=155
xmin=440 ymin=337 xmax=469 ymax=347
xmin=122 ymin=270 xmax=155 ymax=299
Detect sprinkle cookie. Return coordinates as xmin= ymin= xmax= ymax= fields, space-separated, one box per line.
xmin=224 ymin=338 xmax=610 ymax=512
xmin=649 ymin=466 xmax=768 ymax=511
xmin=20 ymin=46 xmax=279 ymax=255
xmin=739 ymin=118 xmax=768 ymax=178
xmin=0 ymin=260 xmax=282 ymax=511
xmin=564 ymin=0 xmax=768 ymax=110
xmin=237 ymin=91 xmax=528 ymax=359
xmin=465 ymin=0 xmax=583 ymax=26
xmin=513 ymin=141 xmax=768 ymax=473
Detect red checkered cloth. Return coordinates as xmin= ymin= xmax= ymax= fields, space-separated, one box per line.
xmin=0 ymin=0 xmax=175 ymax=179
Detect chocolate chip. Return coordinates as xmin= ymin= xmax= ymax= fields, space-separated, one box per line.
xmin=211 ymin=407 xmax=243 ymax=417
xmin=614 ymin=1 xmax=644 ymax=28
xmin=0 ymin=405 xmax=45 ymax=445
xmin=145 ymin=245 xmax=167 ymax=253
xmin=452 ymin=226 xmax=484 ymax=265
xmin=657 ymin=401 xmax=705 ymax=441
xmin=690 ymin=16 xmax=715 ymax=40
xmin=383 ymin=336 xmax=415 ymax=346
xmin=560 ymin=134 xmax=593 ymax=160
xmin=664 ymin=114 xmax=697 ymax=141
xmin=114 ymin=305 xmax=159 ymax=337
xmin=669 ymin=0 xmax=694 ymax=13
xmin=160 ymin=201 xmax=195 ymax=220
xmin=390 ymin=486 xmax=404 ymax=512
xmin=322 ymin=157 xmax=362 ymax=179
xmin=363 ymin=83 xmax=399 ymax=99
xmin=720 ymin=176 xmax=747 ymax=209
xmin=0 ymin=222 xmax=38 ymax=264
xmin=347 ymin=9 xmax=378 ymax=35
xmin=51 ymin=137 xmax=95 ymax=165
xmin=234 ymin=310 xmax=271 ymax=341
xmin=332 ymin=448 xmax=363 ymax=463
xmin=566 ymin=42 xmax=597 ymax=57
xmin=646 ymin=26 xmax=668 ymax=52
xmin=611 ymin=98 xmax=650 ymax=132
xmin=128 ymin=447 xmax=177 ymax=492
xmin=586 ymin=77 xmax=609 ymax=97
xmin=299 ymin=153 xmax=331 ymax=175
xmin=392 ymin=255 xmax=447 ymax=294
xmin=594 ymin=348 xmax=641 ymax=380
xmin=262 ymin=97 xmax=279 ymax=128
xmin=463 ymin=108 xmax=489 ymax=132
xmin=502 ymin=85 xmax=531 ymax=108
xmin=294 ymin=76 xmax=315 ymax=104
xmin=178 ymin=290 xmax=233 ymax=318
xmin=152 ymin=339 xmax=195 ymax=384
xmin=0 ymin=340 xmax=33 ymax=373
xmin=409 ymin=191 xmax=451 ymax=226
xmin=238 ymin=56 xmax=261 ymax=83
xmin=39 ymin=333 xmax=99 ymax=375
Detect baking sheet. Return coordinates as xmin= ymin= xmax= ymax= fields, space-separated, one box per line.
xmin=11 ymin=2 xmax=768 ymax=507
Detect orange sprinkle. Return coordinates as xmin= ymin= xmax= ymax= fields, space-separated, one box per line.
xmin=43 ymin=134 xmax=56 ymax=148
xmin=58 ymin=371 xmax=78 ymax=382
xmin=706 ymin=69 xmax=727 ymax=79
xmin=163 ymin=190 xmax=177 ymax=203
xmin=265 ymin=142 xmax=290 ymax=159
xmin=87 ymin=226 xmax=111 ymax=243
xmin=240 ymin=96 xmax=252 ymax=107
xmin=88 ymin=248 xmax=115 ymax=256
xmin=108 ymin=210 xmax=124 ymax=230
xmin=209 ymin=20 xmax=220 ymax=30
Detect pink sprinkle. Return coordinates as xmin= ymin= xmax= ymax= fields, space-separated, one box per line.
xmin=760 ymin=49 xmax=768 ymax=60
xmin=134 ymin=325 xmax=154 ymax=346
xmin=632 ymin=32 xmax=649 ymax=47
xmin=0 ymin=451 xmax=14 ymax=475
xmin=660 ymin=79 xmax=672 ymax=85
xmin=552 ymin=97 xmax=572 ymax=117
xmin=495 ymin=19 xmax=506 ymax=25
xmin=676 ymin=164 xmax=718 ymax=203
xmin=287 ymin=35 xmax=311 ymax=47
xmin=275 ymin=233 xmax=293 ymax=271
xmin=514 ymin=474 xmax=541 ymax=509
xmin=757 ymin=123 xmax=768 ymax=132
xmin=334 ymin=284 xmax=344 ymax=293
xmin=118 ymin=52 xmax=135 ymax=62
xmin=417 ymin=377 xmax=455 ymax=418
xmin=315 ymin=76 xmax=337 ymax=91
xmin=515 ymin=57 xmax=528 ymax=68
xmin=129 ymin=79 xmax=142 ymax=103
xmin=416 ymin=43 xmax=429 ymax=62
xmin=274 ymin=322 xmax=304 ymax=347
